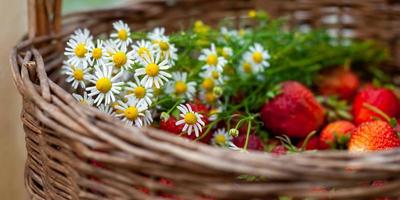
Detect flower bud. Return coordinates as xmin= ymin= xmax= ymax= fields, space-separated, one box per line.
xmin=229 ymin=128 xmax=239 ymax=137
xmin=213 ymin=86 xmax=223 ymax=97
xmin=160 ymin=112 xmax=170 ymax=121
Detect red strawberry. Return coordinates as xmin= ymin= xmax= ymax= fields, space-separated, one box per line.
xmin=352 ymin=86 xmax=400 ymax=125
xmin=188 ymin=102 xmax=209 ymax=115
xmin=271 ymin=145 xmax=288 ymax=156
xmin=348 ymin=120 xmax=400 ymax=152
xmin=260 ymin=81 xmax=325 ymax=138
xmin=320 ymin=120 xmax=355 ymax=149
xmin=317 ymin=67 xmax=360 ymax=100
xmin=297 ymin=136 xmax=328 ymax=150
xmin=159 ymin=116 xmax=183 ymax=135
xmin=233 ymin=134 xmax=264 ymax=151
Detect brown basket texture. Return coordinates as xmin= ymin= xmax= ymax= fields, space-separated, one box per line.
xmin=9 ymin=0 xmax=400 ymax=199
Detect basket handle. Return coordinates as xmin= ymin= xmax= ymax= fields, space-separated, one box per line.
xmin=27 ymin=0 xmax=62 ymax=39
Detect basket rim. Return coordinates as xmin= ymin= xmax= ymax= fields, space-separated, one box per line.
xmin=10 ymin=0 xmax=400 ymax=162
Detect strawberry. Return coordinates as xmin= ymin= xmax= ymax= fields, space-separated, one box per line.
xmin=348 ymin=120 xmax=400 ymax=152
xmin=352 ymin=86 xmax=400 ymax=125
xmin=320 ymin=120 xmax=355 ymax=149
xmin=297 ymin=136 xmax=328 ymax=150
xmin=159 ymin=116 xmax=183 ymax=135
xmin=316 ymin=66 xmax=360 ymax=100
xmin=260 ymin=81 xmax=325 ymax=138
xmin=188 ymin=102 xmax=209 ymax=115
xmin=233 ymin=134 xmax=264 ymax=151
xmin=271 ymin=145 xmax=288 ymax=156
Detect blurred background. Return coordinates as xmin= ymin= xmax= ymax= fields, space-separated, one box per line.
xmin=0 ymin=0 xmax=124 ymax=199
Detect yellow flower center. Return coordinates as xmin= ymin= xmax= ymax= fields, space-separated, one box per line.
xmin=205 ymin=92 xmax=216 ymax=104
xmin=73 ymin=68 xmax=84 ymax=81
xmin=207 ymin=54 xmax=218 ymax=66
xmin=239 ymin=29 xmax=246 ymax=37
xmin=159 ymin=41 xmax=170 ymax=51
xmin=184 ymin=113 xmax=197 ymax=125
xmin=74 ymin=43 xmax=87 ymax=58
xmin=92 ymin=48 xmax=103 ymax=59
xmin=124 ymin=106 xmax=139 ymax=121
xmin=138 ymin=47 xmax=149 ymax=57
xmin=175 ymin=81 xmax=187 ymax=95
xmin=243 ymin=62 xmax=252 ymax=73
xmin=252 ymin=51 xmax=263 ymax=64
xmin=211 ymin=71 xmax=220 ymax=79
xmin=194 ymin=20 xmax=209 ymax=34
xmin=202 ymin=78 xmax=215 ymax=91
xmin=134 ymin=86 xmax=146 ymax=98
xmin=215 ymin=134 xmax=226 ymax=145
xmin=248 ymin=10 xmax=257 ymax=18
xmin=194 ymin=20 xmax=204 ymax=28
xmin=117 ymin=29 xmax=128 ymax=41
xmin=95 ymin=77 xmax=112 ymax=93
xmin=145 ymin=63 xmax=159 ymax=77
xmin=113 ymin=51 xmax=127 ymax=68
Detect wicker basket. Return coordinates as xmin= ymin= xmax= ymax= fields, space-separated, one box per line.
xmin=10 ymin=0 xmax=400 ymax=199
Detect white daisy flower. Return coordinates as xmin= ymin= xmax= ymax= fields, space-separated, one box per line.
xmin=72 ymin=92 xmax=94 ymax=106
xmin=65 ymin=29 xmax=93 ymax=68
xmin=135 ymin=54 xmax=172 ymax=88
xmin=148 ymin=27 xmax=166 ymax=41
xmin=221 ymin=47 xmax=233 ymax=59
xmin=88 ymin=39 xmax=107 ymax=66
xmin=152 ymin=36 xmax=178 ymax=65
xmin=239 ymin=59 xmax=255 ymax=75
xmin=142 ymin=110 xmax=154 ymax=126
xmin=220 ymin=27 xmax=239 ymax=40
xmin=199 ymin=43 xmax=227 ymax=73
xmin=243 ymin=43 xmax=270 ymax=72
xmin=70 ymin=28 xmax=92 ymax=42
xmin=86 ymin=65 xmax=124 ymax=106
xmin=98 ymin=103 xmax=115 ymax=116
xmin=105 ymin=44 xmax=135 ymax=72
xmin=125 ymin=77 xmax=154 ymax=107
xmin=211 ymin=128 xmax=232 ymax=147
xmin=62 ymin=62 xmax=90 ymax=89
xmin=175 ymin=104 xmax=205 ymax=137
xmin=131 ymin=40 xmax=154 ymax=64
xmin=110 ymin=20 xmax=132 ymax=48
xmin=200 ymin=90 xmax=219 ymax=105
xmin=200 ymin=70 xmax=224 ymax=85
xmin=166 ymin=72 xmax=196 ymax=100
xmin=115 ymin=99 xmax=149 ymax=127
xmin=200 ymin=77 xmax=216 ymax=92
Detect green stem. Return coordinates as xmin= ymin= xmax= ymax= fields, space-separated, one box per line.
xmin=243 ymin=119 xmax=252 ymax=150
xmin=166 ymin=99 xmax=182 ymax=114
xmin=300 ymin=131 xmax=317 ymax=151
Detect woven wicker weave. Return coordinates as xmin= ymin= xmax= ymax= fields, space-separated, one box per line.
xmin=10 ymin=0 xmax=400 ymax=199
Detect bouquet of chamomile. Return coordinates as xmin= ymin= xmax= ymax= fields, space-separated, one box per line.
xmin=63 ymin=10 xmax=398 ymax=153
